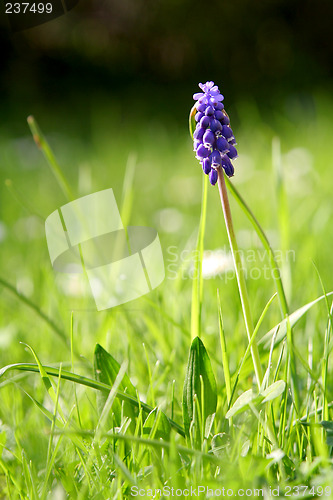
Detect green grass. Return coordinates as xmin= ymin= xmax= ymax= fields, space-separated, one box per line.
xmin=1 ymin=91 xmax=333 ymax=498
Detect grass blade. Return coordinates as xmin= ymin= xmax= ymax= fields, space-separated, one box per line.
xmin=0 ymin=363 xmax=185 ymax=438
xmin=27 ymin=115 xmax=74 ymax=201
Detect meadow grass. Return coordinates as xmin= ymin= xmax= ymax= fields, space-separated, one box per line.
xmin=0 ymin=91 xmax=333 ymax=498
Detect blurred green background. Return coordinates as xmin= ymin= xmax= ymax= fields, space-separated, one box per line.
xmin=1 ymin=0 xmax=333 ymax=366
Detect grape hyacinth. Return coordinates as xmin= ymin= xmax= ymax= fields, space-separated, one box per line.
xmin=192 ymin=81 xmax=237 ymax=186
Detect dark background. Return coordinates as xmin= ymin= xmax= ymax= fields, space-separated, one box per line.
xmin=1 ymin=0 xmax=333 ymax=134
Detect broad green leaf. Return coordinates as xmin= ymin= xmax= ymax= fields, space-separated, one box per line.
xmin=182 ymin=337 xmax=217 ymax=446
xmin=259 ymin=292 xmax=333 ymax=349
xmin=143 ymin=408 xmax=171 ymax=441
xmin=260 ymin=380 xmax=286 ymax=403
xmin=94 ymin=344 xmax=138 ymax=429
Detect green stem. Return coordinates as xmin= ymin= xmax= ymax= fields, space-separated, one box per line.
xmin=217 ymin=168 xmax=262 ymax=388
xmin=191 ymin=174 xmax=208 ymax=339
xmin=27 ymin=116 xmax=74 ymax=202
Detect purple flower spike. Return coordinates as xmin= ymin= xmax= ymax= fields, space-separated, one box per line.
xmin=192 ymin=81 xmax=238 ymax=184
xmin=209 ymin=168 xmax=218 ymax=185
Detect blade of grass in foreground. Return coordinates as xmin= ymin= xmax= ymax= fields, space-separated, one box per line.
xmin=0 ymin=363 xmax=185 ymax=438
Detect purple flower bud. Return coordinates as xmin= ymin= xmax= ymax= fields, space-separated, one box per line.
xmin=202 ymin=158 xmax=211 ymax=174
xmin=216 ymin=136 xmax=229 ymax=153
xmin=215 ymin=102 xmax=224 ymax=111
xmin=210 ymin=119 xmax=222 ymax=133
xmin=227 ymin=145 xmax=238 ymax=159
xmin=195 ymin=112 xmax=204 ymax=122
xmin=222 ymin=125 xmax=234 ymax=140
xmin=214 ymin=110 xmax=224 ymax=121
xmin=229 ymin=138 xmax=237 ymax=145
xmin=221 ymin=113 xmax=230 ymax=126
xmin=205 ymin=106 xmax=214 ymax=116
xmin=203 ymin=129 xmax=215 ymax=146
xmin=210 ymin=150 xmax=221 ymax=166
xmin=193 ymin=126 xmax=205 ymax=141
xmin=196 ymin=143 xmax=211 ymax=159
xmin=200 ymin=115 xmax=211 ymax=129
xmin=222 ymin=155 xmax=234 ymax=177
xmin=209 ymin=168 xmax=218 ymax=185
xmin=196 ymin=102 xmax=206 ymax=113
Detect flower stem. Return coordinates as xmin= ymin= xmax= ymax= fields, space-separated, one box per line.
xmin=217 ymin=168 xmax=262 ymax=388
xmin=191 ymin=174 xmax=208 ymax=339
